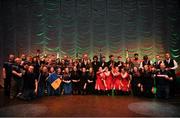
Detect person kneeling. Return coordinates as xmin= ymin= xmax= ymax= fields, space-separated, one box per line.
xmin=156 ymin=63 xmax=173 ymax=99
xmin=20 ymin=65 xmax=37 ymax=100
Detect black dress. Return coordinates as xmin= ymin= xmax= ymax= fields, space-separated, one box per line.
xmin=80 ymin=72 xmax=88 ymax=94
xmin=86 ymin=72 xmax=95 ymax=94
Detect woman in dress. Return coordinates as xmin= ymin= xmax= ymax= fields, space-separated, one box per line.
xmin=111 ymin=66 xmax=121 ymax=95
xmin=95 ymin=67 xmax=106 ymax=95
xmin=119 ymin=68 xmax=131 ymax=95
xmin=104 ymin=67 xmax=113 ymax=95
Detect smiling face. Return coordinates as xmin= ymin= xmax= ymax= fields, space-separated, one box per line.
xmin=73 ymin=66 xmax=77 ymax=72
xmin=98 ymin=67 xmax=103 ymax=72
xmin=50 ymin=67 xmax=55 ymax=73
xmin=15 ymin=58 xmax=22 ymax=65
xmin=82 ymin=67 xmax=86 ymax=73
xmin=28 ymin=66 xmax=34 ymax=73
xmin=89 ymin=67 xmax=93 ymax=73
xmin=57 ymin=68 xmax=62 ymax=73
xmin=9 ymin=54 xmax=15 ymax=62
xmin=65 ymin=67 xmax=69 ymax=73
xmin=42 ymin=66 xmax=48 ymax=73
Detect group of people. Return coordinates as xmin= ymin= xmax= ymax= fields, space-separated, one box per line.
xmin=2 ymin=52 xmax=178 ymax=100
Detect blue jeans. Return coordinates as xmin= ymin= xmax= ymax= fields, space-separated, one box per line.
xmin=63 ymin=83 xmax=72 ymax=95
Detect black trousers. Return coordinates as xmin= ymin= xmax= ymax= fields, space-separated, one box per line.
xmin=143 ymin=86 xmax=154 ymax=98
xmin=169 ymin=76 xmax=176 ymax=97
xmin=20 ymin=89 xmax=36 ymax=100
xmin=157 ymin=85 xmax=170 ymax=99
xmin=10 ymin=78 xmax=23 ymax=98
xmin=4 ymin=78 xmax=11 ymax=96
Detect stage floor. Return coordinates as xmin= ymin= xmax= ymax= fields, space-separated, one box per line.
xmin=0 ymin=89 xmax=180 ymax=117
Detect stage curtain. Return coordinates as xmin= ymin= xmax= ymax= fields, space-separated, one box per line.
xmin=1 ymin=0 xmax=180 ymax=70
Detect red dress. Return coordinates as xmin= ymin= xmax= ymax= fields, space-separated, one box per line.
xmin=120 ymin=72 xmax=131 ymax=92
xmin=95 ymin=72 xmax=106 ymax=90
xmin=104 ymin=71 xmax=113 ymax=90
xmin=112 ymin=72 xmax=121 ymax=90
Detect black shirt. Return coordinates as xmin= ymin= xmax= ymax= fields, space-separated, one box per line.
xmin=23 ymin=72 xmax=37 ymax=90
xmin=156 ymin=70 xmax=172 ymax=86
xmin=3 ymin=62 xmax=13 ymax=79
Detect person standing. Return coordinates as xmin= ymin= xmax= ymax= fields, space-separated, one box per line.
xmin=140 ymin=55 xmax=152 ymax=69
xmin=164 ymin=52 xmax=178 ymax=97
xmin=92 ymin=55 xmax=100 ymax=76
xmin=100 ymin=56 xmax=107 ymax=69
xmin=131 ymin=53 xmax=141 ymax=68
xmin=71 ymin=66 xmax=80 ymax=95
xmin=107 ymin=55 xmax=116 ymax=71
xmin=153 ymin=55 xmax=162 ymax=70
xmin=116 ymin=56 xmax=124 ymax=70
xmin=2 ymin=54 xmax=15 ymax=96
xmin=62 ymin=68 xmax=72 ymax=95
xmin=10 ymin=58 xmax=23 ymax=99
xmin=37 ymin=66 xmax=49 ymax=97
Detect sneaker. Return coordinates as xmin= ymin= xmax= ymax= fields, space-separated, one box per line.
xmin=16 ymin=92 xmax=22 ymax=97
